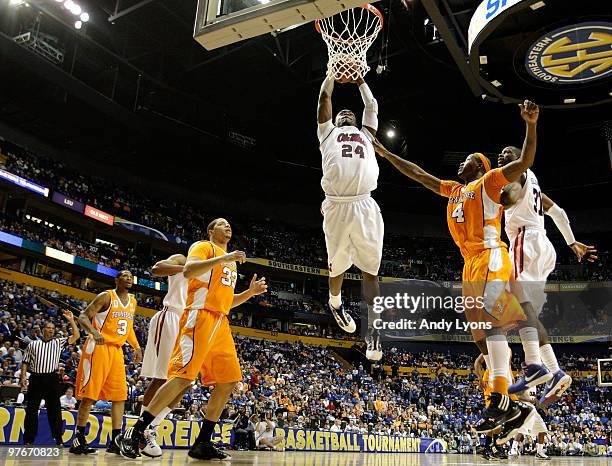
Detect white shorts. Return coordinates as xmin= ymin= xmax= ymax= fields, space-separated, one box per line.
xmin=518 ymin=408 xmax=548 ymax=436
xmin=508 ymin=228 xmax=556 ymax=314
xmin=322 ymin=194 xmax=384 ymax=277
xmin=141 ymin=307 xmax=182 ymax=380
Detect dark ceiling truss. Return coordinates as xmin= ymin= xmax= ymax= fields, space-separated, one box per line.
xmin=421 ymin=0 xmax=482 ymax=98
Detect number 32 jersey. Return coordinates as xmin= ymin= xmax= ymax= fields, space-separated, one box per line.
xmin=440 ymin=168 xmax=510 ymax=260
xmin=95 ymin=289 xmax=137 ymax=345
xmin=185 ymin=240 xmax=237 ymax=315
xmin=318 ymin=121 xmax=379 ymax=197
xmin=503 ymin=169 xmax=545 ymax=240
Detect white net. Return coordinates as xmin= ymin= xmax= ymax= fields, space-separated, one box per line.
xmin=316 ymin=5 xmax=383 ymax=81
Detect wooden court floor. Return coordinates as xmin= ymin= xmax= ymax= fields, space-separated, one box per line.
xmin=1 ymin=448 xmax=610 ymax=466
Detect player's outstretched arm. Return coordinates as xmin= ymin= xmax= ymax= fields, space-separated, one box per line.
xmin=152 ymin=254 xmax=186 ymax=277
xmin=231 ymin=274 xmax=268 ymax=308
xmin=355 ymin=77 xmax=378 ymax=137
xmin=317 ymin=76 xmax=334 ymax=124
xmin=372 ymin=138 xmax=442 ymax=195
xmin=542 ymin=193 xmax=598 ymax=263
xmin=62 ymin=310 xmax=81 ymax=345
xmin=78 ymin=291 xmax=111 ymax=344
xmin=501 ymin=100 xmax=538 ymax=183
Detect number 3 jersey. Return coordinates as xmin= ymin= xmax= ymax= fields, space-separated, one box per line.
xmin=440 ymin=168 xmax=510 ymax=260
xmin=318 ymin=121 xmax=379 ymax=197
xmin=185 ymin=240 xmax=237 ymax=315
xmin=94 ymin=289 xmax=137 ymax=345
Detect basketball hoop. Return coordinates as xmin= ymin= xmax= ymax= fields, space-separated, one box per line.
xmin=315 ymin=4 xmax=383 ymax=82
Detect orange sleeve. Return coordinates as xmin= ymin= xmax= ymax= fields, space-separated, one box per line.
xmin=484 ymin=168 xmax=510 ymax=203
xmin=126 ymin=325 xmax=140 ymax=349
xmin=188 ymin=241 xmax=214 ymax=261
xmin=439 ymin=180 xmax=461 ymax=198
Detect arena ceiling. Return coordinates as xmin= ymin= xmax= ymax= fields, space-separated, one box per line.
xmin=0 ymin=0 xmax=609 ymax=216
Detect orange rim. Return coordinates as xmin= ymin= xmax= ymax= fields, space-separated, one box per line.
xmin=315 ymin=4 xmax=384 ymax=38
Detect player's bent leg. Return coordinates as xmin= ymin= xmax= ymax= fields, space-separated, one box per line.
xmin=142 ymin=378 xmax=166 ymax=407
xmin=144 ymin=384 xmax=188 ymax=459
xmin=328 ymin=272 xmax=356 ymax=333
xmin=362 ymin=272 xmax=382 ymax=361
xmin=70 ymin=398 xmax=97 ymax=455
xmin=536 ymin=319 xmax=571 ymax=403
xmin=105 ymin=401 xmax=125 ymax=455
xmin=188 ymin=382 xmax=236 ymax=461
xmin=510 ymin=301 xmax=552 ymax=394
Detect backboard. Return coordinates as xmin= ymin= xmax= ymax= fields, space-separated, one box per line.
xmin=194 ymin=0 xmax=370 ymax=50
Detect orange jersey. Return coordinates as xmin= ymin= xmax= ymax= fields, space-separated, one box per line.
xmin=185 ymin=241 xmax=237 ymax=315
xmin=440 ymin=168 xmax=510 ymax=260
xmin=93 ymin=289 xmax=137 ymax=346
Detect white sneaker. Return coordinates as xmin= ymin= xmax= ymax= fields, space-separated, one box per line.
xmin=535 ymin=451 xmax=550 ymax=460
xmin=365 ymin=327 xmax=383 ymax=361
xmin=142 ymin=429 xmax=162 ymax=458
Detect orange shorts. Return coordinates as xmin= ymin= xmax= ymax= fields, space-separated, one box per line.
xmin=75 ymin=336 xmax=127 ymax=401
xmin=462 ymin=247 xmax=526 ymax=342
xmin=167 ymin=309 xmax=242 ymax=385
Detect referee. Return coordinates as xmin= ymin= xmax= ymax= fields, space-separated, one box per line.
xmin=20 ymin=310 xmax=80 ymax=446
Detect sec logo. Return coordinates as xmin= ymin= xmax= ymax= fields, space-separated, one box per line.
xmin=525 ymin=22 xmax=612 ymax=84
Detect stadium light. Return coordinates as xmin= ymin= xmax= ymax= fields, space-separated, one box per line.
xmin=64 ymin=0 xmax=74 ymax=9
xmin=80 ymin=12 xmax=89 ymax=22
xmin=563 ymin=98 xmax=576 ymax=104
xmin=386 ymin=129 xmax=395 ymax=138
xmin=9 ymin=0 xmax=25 ymax=5
xmin=74 ymin=20 xmax=82 ymax=29
xmin=70 ymin=4 xmax=82 ymax=15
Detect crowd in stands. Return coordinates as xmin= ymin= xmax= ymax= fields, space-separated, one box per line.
xmin=0 ymin=277 xmax=609 ymax=455
xmin=1 ymin=141 xmax=609 ymax=282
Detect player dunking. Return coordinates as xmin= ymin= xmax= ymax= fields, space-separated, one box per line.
xmin=317 ymin=75 xmax=384 ymax=361
xmin=497 ymin=147 xmax=597 ymax=402
xmin=139 ymin=253 xmax=188 ymax=457
xmin=118 ymin=218 xmax=267 ymax=460
xmin=71 ymin=270 xmax=142 ymax=455
xmin=372 ymin=100 xmax=540 ymax=433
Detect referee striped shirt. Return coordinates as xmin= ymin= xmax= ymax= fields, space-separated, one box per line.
xmin=23 ymin=337 xmax=68 ymax=374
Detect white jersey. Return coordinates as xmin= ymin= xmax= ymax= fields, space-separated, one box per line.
xmin=318 ymin=121 xmax=379 ymax=197
xmin=504 ymin=169 xmax=545 ymax=242
xmin=162 ymin=272 xmax=188 ymax=313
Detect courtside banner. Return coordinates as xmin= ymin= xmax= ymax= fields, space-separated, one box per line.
xmin=0 ymin=407 xmax=445 ymax=453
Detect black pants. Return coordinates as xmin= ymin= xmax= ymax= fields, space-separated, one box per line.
xmin=23 ymin=373 xmax=62 ymax=444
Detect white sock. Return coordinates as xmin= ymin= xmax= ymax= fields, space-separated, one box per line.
xmin=511 ymin=439 xmax=519 ymax=452
xmin=483 ymin=354 xmax=491 ymax=370
xmin=540 ymin=344 xmax=560 ymax=373
xmin=486 ymin=336 xmax=511 ymax=384
xmin=329 ymin=292 xmax=342 ymax=309
xmin=537 ymin=443 xmax=544 ymax=454
xmin=519 ymin=327 xmax=541 ymax=365
xmin=150 ymin=407 xmax=172 ymax=430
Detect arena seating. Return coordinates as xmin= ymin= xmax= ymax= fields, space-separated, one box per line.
xmin=0 ymin=279 xmax=610 ymax=455
xmin=1 ymin=143 xmax=609 ymax=282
